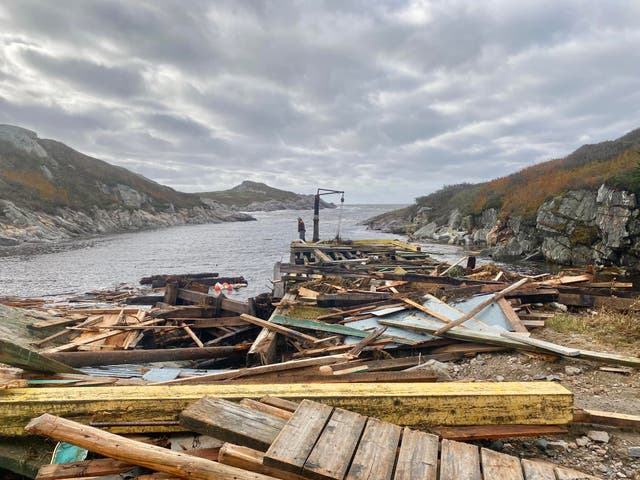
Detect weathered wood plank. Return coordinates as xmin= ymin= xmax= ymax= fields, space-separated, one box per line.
xmin=497 ymin=298 xmax=529 ymax=333
xmin=265 ymin=400 xmax=333 ymax=473
xmin=220 ymin=443 xmax=313 ymax=480
xmin=521 ymin=459 xmax=556 ymax=480
xmin=36 ymin=457 xmax=134 ymax=480
xmin=555 ymin=466 xmax=601 ymax=479
xmin=239 ymin=398 xmax=294 ymax=420
xmin=25 ymin=414 xmax=278 ymax=480
xmin=260 ymin=396 xmax=300 ymax=413
xmin=179 ymin=397 xmax=286 ymax=451
xmin=439 ymin=439 xmax=481 ymax=480
xmin=0 ymin=382 xmax=574 ymax=436
xmin=303 ymin=408 xmax=367 ymax=480
xmin=433 ymin=424 xmax=567 ymax=441
xmin=345 ymin=417 xmax=401 ymax=480
xmin=0 ymin=338 xmax=79 ymax=374
xmin=481 ymin=447 xmax=524 ymax=480
xmin=393 ymin=427 xmax=438 ymax=480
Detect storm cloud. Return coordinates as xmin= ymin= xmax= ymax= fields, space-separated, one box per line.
xmin=1 ymin=0 xmax=639 ymax=202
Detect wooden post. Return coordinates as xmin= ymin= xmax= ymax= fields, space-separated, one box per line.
xmin=25 ymin=413 xmax=278 ymax=480
xmin=433 ymin=278 xmax=530 ymax=336
xmin=164 ymin=282 xmax=179 ymax=305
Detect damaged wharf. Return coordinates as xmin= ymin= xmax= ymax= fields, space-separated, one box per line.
xmin=0 ymin=239 xmax=639 ymax=479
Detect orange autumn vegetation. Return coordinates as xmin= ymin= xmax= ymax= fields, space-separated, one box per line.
xmin=470 ymin=149 xmax=639 ymax=218
xmin=0 ymin=168 xmax=69 ymax=205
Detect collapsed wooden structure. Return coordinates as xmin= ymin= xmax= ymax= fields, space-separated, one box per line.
xmin=0 ymin=239 xmax=638 ymax=478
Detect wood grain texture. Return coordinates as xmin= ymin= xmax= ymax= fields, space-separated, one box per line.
xmin=265 ymin=400 xmax=333 ymax=473
xmin=439 ymin=439 xmax=481 ymax=480
xmin=303 ymin=408 xmax=367 ymax=480
xmin=25 ymin=413 xmax=278 ymax=480
xmin=219 ymin=443 xmax=311 ymax=480
xmin=393 ymin=427 xmax=438 ymax=480
xmin=179 ymin=398 xmax=285 ymax=451
xmin=481 ymin=448 xmax=524 ymax=480
xmin=345 ymin=417 xmax=401 ymax=480
xmin=521 ymin=459 xmax=556 ymax=480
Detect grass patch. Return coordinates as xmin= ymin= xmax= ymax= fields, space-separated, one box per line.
xmin=546 ymin=309 xmax=640 ymax=348
xmin=286 ymin=305 xmax=331 ymax=319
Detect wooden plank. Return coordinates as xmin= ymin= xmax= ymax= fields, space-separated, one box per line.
xmin=303 ymin=408 xmax=367 ymax=480
xmin=36 ymin=458 xmax=134 ymax=480
xmin=434 ymin=278 xmax=530 ymax=335
xmin=265 ymin=400 xmax=333 ymax=473
xmin=521 ymin=459 xmax=556 ymax=480
xmin=240 ymin=398 xmax=294 ymax=421
xmin=345 ymin=417 xmax=401 ymax=480
xmin=439 ymin=439 xmax=481 ymax=480
xmin=0 ymin=338 xmax=79 ymax=374
xmin=272 ymin=315 xmax=415 ymax=345
xmin=43 ymin=318 xmax=164 ymax=353
xmin=393 ymin=427 xmax=438 ymax=480
xmin=500 ymin=332 xmax=580 ymax=356
xmin=0 ymin=382 xmax=574 ymax=437
xmin=46 ymin=346 xmax=240 ymax=367
xmin=158 ymin=354 xmax=348 ymax=385
xmin=497 ymin=298 xmax=529 ymax=333
xmin=260 ymin=396 xmax=300 ymax=413
xmin=555 ymin=466 xmax=601 ymax=479
xmin=433 ymin=424 xmax=567 ymax=441
xmin=25 ymin=413 xmax=278 ymax=480
xmin=220 ymin=443 xmax=311 ymax=480
xmin=572 ymin=408 xmax=640 ymax=429
xmin=179 ymin=397 xmax=286 ymax=451
xmin=240 ymin=314 xmax=320 ymax=345
xmin=481 ymin=447 xmax=524 ymax=480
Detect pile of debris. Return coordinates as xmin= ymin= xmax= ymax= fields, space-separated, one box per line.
xmin=0 ymin=239 xmax=639 ymax=479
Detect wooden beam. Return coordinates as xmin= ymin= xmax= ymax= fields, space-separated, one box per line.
xmin=45 ymin=346 xmax=243 ymax=367
xmin=0 ymin=382 xmax=574 ymax=436
xmin=0 ymin=338 xmax=79 ymax=374
xmin=240 ymin=314 xmax=320 ymax=345
xmin=25 ymin=414 xmax=278 ymax=480
xmin=158 ymin=354 xmax=348 ymax=385
xmin=434 ymin=278 xmax=530 ymax=335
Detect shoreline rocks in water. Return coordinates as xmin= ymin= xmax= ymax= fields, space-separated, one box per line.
xmin=365 ymin=183 xmax=640 ymax=269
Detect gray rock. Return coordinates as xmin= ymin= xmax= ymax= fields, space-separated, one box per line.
xmin=564 ymin=366 xmax=582 ymax=375
xmin=489 ymin=440 xmax=504 ymax=451
xmin=628 ymin=446 xmax=640 ymax=458
xmin=411 ymin=359 xmax=452 ymax=381
xmin=550 ymin=302 xmax=568 ymax=312
xmin=547 ymin=440 xmax=569 ymax=451
xmin=495 ymin=375 xmax=505 ymax=382
xmin=576 ymin=436 xmax=591 ymax=447
xmin=534 ymin=439 xmax=548 ymax=450
xmin=587 ymin=430 xmax=610 ymax=443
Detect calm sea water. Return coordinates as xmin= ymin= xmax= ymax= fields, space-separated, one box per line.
xmin=1 ymin=205 xmax=469 ymax=299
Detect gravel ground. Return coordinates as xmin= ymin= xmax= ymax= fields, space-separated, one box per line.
xmin=442 ymin=329 xmax=640 ymax=479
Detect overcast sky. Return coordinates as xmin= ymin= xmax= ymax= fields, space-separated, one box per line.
xmin=1 ymin=1 xmax=639 ymax=203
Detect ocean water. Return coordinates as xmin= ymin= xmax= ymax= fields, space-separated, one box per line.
xmin=1 ymin=205 xmax=465 ymax=299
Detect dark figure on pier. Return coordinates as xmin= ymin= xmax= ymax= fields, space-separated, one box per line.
xmin=297 ymin=217 xmax=306 ymax=241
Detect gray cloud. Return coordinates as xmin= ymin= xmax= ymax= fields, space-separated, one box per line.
xmin=1 ymin=0 xmax=639 ymax=203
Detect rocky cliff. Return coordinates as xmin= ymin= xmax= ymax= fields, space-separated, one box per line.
xmin=366 ymin=128 xmax=640 ymax=268
xmin=199 ymin=180 xmax=336 ymax=211
xmin=0 ymin=125 xmax=254 ymax=246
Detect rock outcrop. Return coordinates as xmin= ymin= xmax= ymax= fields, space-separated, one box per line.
xmin=0 ymin=124 xmax=255 ymax=246
xmin=199 ymin=180 xmax=336 ymax=212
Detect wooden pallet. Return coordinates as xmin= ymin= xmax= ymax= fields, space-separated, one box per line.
xmin=182 ymin=396 xmax=601 ymax=480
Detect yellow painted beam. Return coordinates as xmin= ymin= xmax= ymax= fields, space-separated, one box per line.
xmin=0 ymin=382 xmax=573 ymax=436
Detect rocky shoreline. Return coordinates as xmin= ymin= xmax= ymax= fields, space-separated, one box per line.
xmin=366 ymin=184 xmax=640 ymax=269
xmin=0 ymin=199 xmax=255 ymax=247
